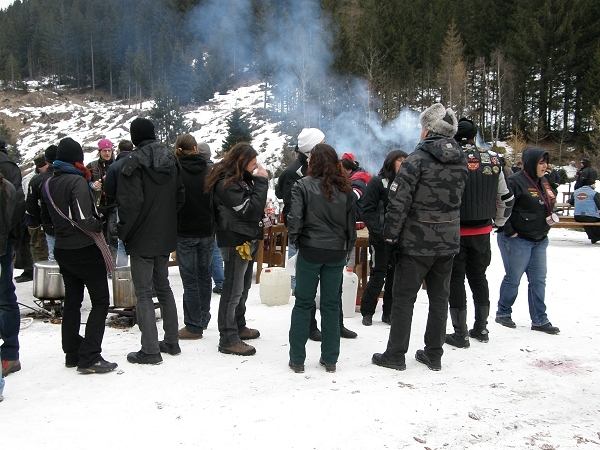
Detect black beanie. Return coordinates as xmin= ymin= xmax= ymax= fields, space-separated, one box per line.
xmin=34 ymin=153 xmax=47 ymax=168
xmin=454 ymin=118 xmax=477 ymax=142
xmin=130 ymin=118 xmax=156 ymax=147
xmin=45 ymin=144 xmax=58 ymax=162
xmin=56 ymin=138 xmax=84 ymax=163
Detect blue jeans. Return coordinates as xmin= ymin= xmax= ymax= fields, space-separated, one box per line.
xmin=46 ymin=234 xmax=56 ymax=261
xmin=287 ymin=237 xmax=297 ymax=290
xmin=177 ymin=236 xmax=213 ymax=332
xmin=217 ymin=242 xmax=257 ymax=347
xmin=116 ymin=239 xmax=128 ymax=267
xmin=0 ymin=244 xmax=19 ymax=360
xmin=212 ymin=238 xmax=224 ymax=289
xmin=496 ymin=233 xmax=549 ymax=326
xmin=130 ymin=254 xmax=179 ymax=354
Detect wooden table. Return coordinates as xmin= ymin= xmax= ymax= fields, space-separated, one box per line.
xmin=354 ymin=228 xmax=370 ymax=298
xmin=254 ymin=223 xmax=287 ymax=283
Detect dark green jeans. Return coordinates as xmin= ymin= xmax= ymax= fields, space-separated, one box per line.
xmin=289 ymin=252 xmax=345 ymax=365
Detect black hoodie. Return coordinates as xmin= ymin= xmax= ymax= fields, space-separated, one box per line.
xmin=177 ymin=154 xmax=213 ymax=238
xmin=503 ymin=147 xmax=555 ymax=241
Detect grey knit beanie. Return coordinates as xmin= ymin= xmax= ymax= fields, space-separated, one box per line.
xmin=419 ymin=103 xmax=458 ymax=138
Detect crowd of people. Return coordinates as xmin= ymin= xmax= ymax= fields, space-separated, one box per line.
xmin=0 ymin=102 xmax=597 ymax=397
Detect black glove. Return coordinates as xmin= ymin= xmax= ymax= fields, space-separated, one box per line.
xmin=385 ymin=241 xmax=401 ymax=267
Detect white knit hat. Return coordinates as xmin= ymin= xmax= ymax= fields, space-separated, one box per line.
xmin=297 ymin=128 xmax=325 ymax=156
xmin=419 ymin=103 xmax=458 ymax=137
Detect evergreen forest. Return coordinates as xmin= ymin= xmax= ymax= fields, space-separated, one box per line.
xmin=2 ymin=0 xmax=600 ymax=156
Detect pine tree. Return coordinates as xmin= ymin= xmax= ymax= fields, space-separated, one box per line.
xmin=222 ymin=108 xmax=252 ymax=154
xmin=149 ymin=86 xmax=191 ymax=147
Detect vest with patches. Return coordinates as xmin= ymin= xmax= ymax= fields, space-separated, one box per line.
xmin=573 ymin=186 xmax=600 ymax=218
xmin=459 ymin=145 xmax=501 ymax=225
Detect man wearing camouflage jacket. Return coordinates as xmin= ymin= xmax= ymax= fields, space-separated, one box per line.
xmin=372 ymin=103 xmax=468 ymax=372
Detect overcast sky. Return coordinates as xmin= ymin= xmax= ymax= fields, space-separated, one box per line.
xmin=0 ymin=0 xmax=15 ymax=10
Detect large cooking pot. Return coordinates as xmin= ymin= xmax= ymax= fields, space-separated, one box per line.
xmin=33 ymin=260 xmax=65 ymax=300
xmin=112 ymin=266 xmax=137 ymax=308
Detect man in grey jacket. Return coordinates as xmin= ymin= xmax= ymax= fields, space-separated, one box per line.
xmin=372 ymin=103 xmax=468 ymax=372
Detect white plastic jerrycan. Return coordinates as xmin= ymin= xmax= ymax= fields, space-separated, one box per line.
xmin=259 ymin=267 xmax=290 ymax=306
xmin=341 ymin=267 xmax=358 ymax=318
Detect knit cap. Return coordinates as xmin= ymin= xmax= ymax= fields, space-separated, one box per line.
xmin=297 ymin=128 xmax=325 ymax=156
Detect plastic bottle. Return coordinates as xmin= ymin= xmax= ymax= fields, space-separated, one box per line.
xmin=259 ymin=267 xmax=290 ymax=306
xmin=341 ymin=267 xmax=358 ymax=318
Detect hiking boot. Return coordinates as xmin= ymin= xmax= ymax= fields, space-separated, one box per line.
xmin=495 ymin=316 xmax=516 ymax=328
xmin=372 ymin=353 xmax=406 ymax=371
xmin=127 ymin=350 xmax=163 ymax=365
xmin=319 ymin=357 xmax=336 ymax=373
xmin=289 ymin=361 xmax=305 ymax=373
xmin=469 ymin=328 xmax=489 ymax=342
xmin=381 ymin=313 xmax=392 ymax=325
xmin=212 ymin=286 xmax=222 ymax=294
xmin=446 ymin=308 xmax=470 ymax=348
xmin=308 ymin=328 xmax=322 ymax=341
xmin=77 ymin=359 xmax=118 ymax=374
xmin=238 ymin=327 xmax=260 ymax=340
xmin=1 ymin=359 xmax=21 ymax=376
xmin=14 ymin=273 xmax=33 ymax=283
xmin=159 ymin=340 xmax=181 ymax=355
xmin=362 ymin=315 xmax=373 ymax=326
xmin=218 ymin=341 xmax=256 ymax=356
xmin=415 ymin=350 xmax=441 ymax=371
xmin=531 ymin=322 xmax=560 ymax=334
xmin=445 ymin=332 xmax=470 ymax=348
xmin=178 ymin=327 xmax=203 ymax=340
xmin=340 ymin=326 xmax=357 ymax=339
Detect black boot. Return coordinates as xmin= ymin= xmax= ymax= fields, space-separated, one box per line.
xmin=469 ymin=304 xmax=490 ymax=342
xmin=445 ymin=308 xmax=470 ymax=348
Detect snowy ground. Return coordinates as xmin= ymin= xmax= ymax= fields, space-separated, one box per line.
xmin=3 ymin=227 xmax=599 ymax=449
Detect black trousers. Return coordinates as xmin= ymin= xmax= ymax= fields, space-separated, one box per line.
xmin=360 ymin=238 xmax=395 ymax=316
xmin=448 ymin=234 xmax=491 ymax=310
xmin=54 ymin=244 xmax=109 ymax=368
xmin=575 ymin=215 xmax=600 ymax=242
xmin=385 ymin=254 xmax=453 ymax=363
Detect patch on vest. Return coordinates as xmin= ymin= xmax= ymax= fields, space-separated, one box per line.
xmin=577 ymin=192 xmax=588 ymax=201
xmin=480 ymin=153 xmax=491 ymax=164
xmin=467 ymin=154 xmax=480 ymax=170
xmin=483 ymin=166 xmax=492 ymax=175
xmin=491 ymin=157 xmax=499 ymax=165
xmin=390 ymin=181 xmax=398 ymax=192
xmin=492 ymin=166 xmax=500 ymax=174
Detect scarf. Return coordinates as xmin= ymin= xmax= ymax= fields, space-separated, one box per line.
xmin=53 ymin=160 xmax=92 ymax=181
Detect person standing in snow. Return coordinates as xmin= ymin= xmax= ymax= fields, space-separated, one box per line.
xmin=372 ymin=103 xmax=467 ymax=372
xmin=287 ymin=144 xmax=356 ymax=373
xmin=205 ymin=142 xmax=268 ymax=357
xmin=495 ymin=147 xmax=560 ymax=334
xmin=174 ymin=134 xmax=214 ymax=338
xmin=574 ymin=158 xmax=597 ymax=190
xmin=118 ymin=118 xmax=185 ymax=364
xmin=40 ymin=138 xmax=117 ymax=374
xmin=275 ymin=128 xmax=324 ymax=342
xmin=87 ymin=139 xmax=118 ymax=265
xmin=445 ymin=118 xmax=514 ymax=349
xmin=360 ymin=149 xmax=407 ymax=326
xmin=340 ymin=152 xmax=371 ymax=223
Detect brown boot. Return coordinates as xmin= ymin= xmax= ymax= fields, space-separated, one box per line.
xmin=218 ymin=341 xmax=256 ymax=356
xmin=238 ymin=327 xmax=260 ymax=340
xmin=178 ymin=327 xmax=203 ymax=340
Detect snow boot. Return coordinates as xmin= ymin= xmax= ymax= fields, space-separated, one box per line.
xmin=469 ymin=304 xmax=490 ymax=342
xmin=445 ymin=308 xmax=470 ymax=348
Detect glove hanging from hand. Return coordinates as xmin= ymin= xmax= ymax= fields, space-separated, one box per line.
xmin=236 ymin=241 xmax=253 ymax=261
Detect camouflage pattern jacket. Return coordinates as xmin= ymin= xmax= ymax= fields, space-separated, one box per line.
xmin=384 ymin=135 xmax=468 ymax=256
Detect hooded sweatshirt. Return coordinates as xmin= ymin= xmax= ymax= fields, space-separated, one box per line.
xmin=384 ymin=135 xmax=468 ymax=256
xmin=177 ymin=154 xmax=213 ymax=238
xmin=503 ymin=147 xmax=555 ymax=241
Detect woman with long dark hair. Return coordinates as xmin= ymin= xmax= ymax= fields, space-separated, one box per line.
xmin=40 ymin=138 xmax=117 ymax=374
xmin=287 ymin=144 xmax=356 ymax=373
xmin=205 ymin=142 xmax=269 ymax=356
xmin=360 ymin=149 xmax=408 ymax=326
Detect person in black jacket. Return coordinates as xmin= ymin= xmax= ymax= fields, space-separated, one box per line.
xmin=287 ymin=144 xmax=356 ymax=373
xmin=340 ymin=152 xmax=371 ymax=222
xmin=205 ymin=142 xmax=268 ymax=357
xmin=40 ymin=138 xmax=117 ymax=374
xmin=0 ymin=140 xmax=25 ymax=377
xmin=574 ymin=158 xmax=597 ymax=190
xmin=118 ymin=118 xmax=185 ymax=364
xmin=360 ymin=149 xmax=407 ymax=326
xmin=174 ymin=134 xmax=214 ymax=339
xmin=495 ymin=147 xmax=560 ymax=334
xmin=275 ymin=128 xmax=324 ymax=341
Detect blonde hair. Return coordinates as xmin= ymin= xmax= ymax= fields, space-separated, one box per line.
xmin=175 ymin=134 xmax=197 ymax=159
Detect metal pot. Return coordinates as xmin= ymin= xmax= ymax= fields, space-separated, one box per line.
xmin=112 ymin=266 xmax=137 ymax=308
xmin=33 ymin=260 xmax=65 ymax=300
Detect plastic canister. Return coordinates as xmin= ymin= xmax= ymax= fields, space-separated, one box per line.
xmin=259 ymin=267 xmax=290 ymax=306
xmin=341 ymin=267 xmax=358 ymax=318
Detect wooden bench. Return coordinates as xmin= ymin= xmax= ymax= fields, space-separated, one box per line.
xmin=552 ymin=216 xmax=600 ymax=229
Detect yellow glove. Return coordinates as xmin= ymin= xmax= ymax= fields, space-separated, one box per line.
xmin=236 ymin=241 xmax=253 ymax=261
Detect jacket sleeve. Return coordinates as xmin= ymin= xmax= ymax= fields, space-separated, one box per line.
xmin=116 ymin=163 xmax=143 ymax=243
xmin=346 ymin=192 xmax=357 ymax=256
xmin=594 ymin=192 xmax=600 ymax=210
xmin=287 ymin=181 xmax=305 ymax=248
xmin=70 ymin=178 xmax=103 ymax=232
xmin=103 ymin=165 xmax=117 ymax=200
xmin=384 ymin=155 xmax=420 ymax=242
xmin=361 ymin=177 xmax=383 ymax=239
xmin=175 ymin=162 xmax=185 ymax=212
xmin=219 ymin=176 xmax=268 ymax=223
xmin=502 ymin=177 xmax=518 ymax=237
xmin=494 ymin=172 xmax=514 ymax=227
